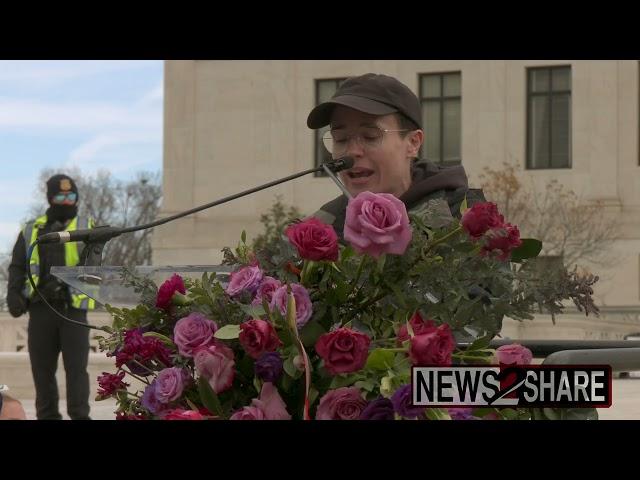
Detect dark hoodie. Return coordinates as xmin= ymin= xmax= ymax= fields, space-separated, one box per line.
xmin=313 ymin=159 xmax=485 ymax=240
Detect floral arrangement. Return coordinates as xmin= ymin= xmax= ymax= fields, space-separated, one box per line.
xmin=96 ymin=193 xmax=599 ymax=420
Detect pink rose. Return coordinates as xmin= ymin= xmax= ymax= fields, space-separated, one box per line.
xmin=461 ymin=202 xmax=504 ymax=239
xmin=229 ymin=406 xmax=266 ymax=420
xmin=409 ymin=323 xmax=456 ymax=366
xmin=173 ymin=312 xmax=218 ymax=357
xmin=156 ymin=274 xmax=186 ymax=310
xmin=396 ymin=312 xmax=437 ymax=346
xmin=162 ymin=409 xmax=205 ymax=420
xmin=194 ymin=343 xmax=236 ymax=394
xmin=344 ymin=191 xmax=412 ymax=258
xmin=225 ymin=265 xmax=264 ymax=298
xmin=238 ymin=319 xmax=282 ymax=359
xmin=285 ymin=217 xmax=339 ymax=262
xmin=315 ymin=327 xmax=371 ymax=375
xmin=481 ymin=223 xmax=522 ymax=261
xmin=495 ymin=344 xmax=533 ymax=365
xmin=270 ymin=283 xmax=313 ymax=328
xmin=230 ymin=382 xmax=291 ymax=420
xmin=154 ymin=367 xmax=191 ymax=404
xmin=316 ymin=387 xmax=367 ymax=420
xmin=251 ymin=276 xmax=283 ymax=307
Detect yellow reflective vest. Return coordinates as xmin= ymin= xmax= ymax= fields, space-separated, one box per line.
xmin=23 ymin=215 xmax=96 ymax=310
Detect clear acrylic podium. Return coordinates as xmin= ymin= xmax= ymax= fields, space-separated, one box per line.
xmin=50 ymin=265 xmax=233 ymax=308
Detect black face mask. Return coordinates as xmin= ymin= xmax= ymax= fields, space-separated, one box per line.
xmin=47 ymin=204 xmax=78 ymax=222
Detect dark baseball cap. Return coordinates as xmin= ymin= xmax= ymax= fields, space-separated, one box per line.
xmin=307 ymin=73 xmax=422 ymax=130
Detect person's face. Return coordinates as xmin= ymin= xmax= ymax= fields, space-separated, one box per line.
xmin=328 ymin=106 xmax=423 ymax=198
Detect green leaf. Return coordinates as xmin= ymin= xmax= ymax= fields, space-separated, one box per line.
xmin=298 ymin=320 xmax=327 ymax=348
xmin=510 ymin=238 xmax=543 ymax=262
xmin=365 ymin=348 xmax=396 ymax=371
xmin=239 ymin=303 xmax=266 ymax=318
xmin=213 ymin=324 xmax=241 ymax=340
xmin=467 ymin=333 xmax=494 ymax=352
xmin=329 ymin=374 xmax=360 ymax=389
xmin=424 ymin=408 xmax=452 ymax=420
xmin=198 ymin=376 xmax=224 ymax=418
xmin=241 ymin=230 xmax=247 ymax=244
xmin=282 ymin=352 xmax=302 ymax=379
xmin=384 ymin=279 xmax=407 ymax=308
xmin=459 ymin=195 xmax=468 ymax=216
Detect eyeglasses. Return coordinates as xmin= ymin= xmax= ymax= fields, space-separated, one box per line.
xmin=52 ymin=192 xmax=77 ymax=204
xmin=322 ymin=126 xmax=411 ymax=155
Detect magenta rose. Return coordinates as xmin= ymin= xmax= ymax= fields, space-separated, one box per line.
xmin=285 ymin=217 xmax=339 ymax=262
xmin=495 ymin=343 xmax=533 ymax=365
xmin=154 ymin=367 xmax=191 ymax=404
xmin=162 ymin=409 xmax=205 ymax=420
xmin=173 ymin=312 xmax=218 ymax=357
xmin=225 ymin=264 xmax=264 ymax=298
xmin=270 ymin=283 xmax=313 ymax=328
xmin=316 ymin=387 xmax=367 ymax=420
xmin=482 ymin=223 xmax=522 ymax=260
xmin=194 ymin=343 xmax=236 ymax=394
xmin=238 ymin=319 xmax=283 ymax=359
xmin=344 ymin=191 xmax=412 ymax=258
xmin=251 ymin=276 xmax=283 ymax=307
xmin=409 ymin=323 xmax=456 ymax=366
xmin=461 ymin=202 xmax=505 ymax=239
xmin=315 ymin=327 xmax=371 ymax=375
xmin=156 ymin=274 xmax=186 ymax=310
xmin=396 ymin=312 xmax=437 ymax=346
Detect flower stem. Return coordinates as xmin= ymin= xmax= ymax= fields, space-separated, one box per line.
xmin=422 ymin=226 xmax=463 ymax=259
xmin=122 ymin=366 xmax=152 ymax=386
xmin=349 ymin=255 xmax=367 ymax=297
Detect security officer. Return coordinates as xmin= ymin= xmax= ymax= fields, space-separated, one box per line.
xmin=6 ymin=174 xmax=95 ymax=420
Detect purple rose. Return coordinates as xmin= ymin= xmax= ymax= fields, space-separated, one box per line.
xmin=448 ymin=407 xmax=480 ymax=420
xmin=270 ymin=283 xmax=313 ymax=328
xmin=225 ymin=265 xmax=264 ymax=298
xmin=359 ymin=397 xmax=395 ymax=420
xmin=316 ymin=387 xmax=367 ymax=420
xmin=141 ymin=381 xmax=167 ymax=415
xmin=251 ymin=276 xmax=283 ymax=306
xmin=173 ymin=312 xmax=218 ymax=357
xmin=154 ymin=367 xmax=190 ymax=404
xmin=254 ymin=352 xmax=283 ymax=383
xmin=344 ymin=191 xmax=412 ymax=258
xmin=391 ymin=384 xmax=425 ymax=419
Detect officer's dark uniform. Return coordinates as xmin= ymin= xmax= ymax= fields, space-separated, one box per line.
xmin=6 ymin=174 xmax=92 ymax=420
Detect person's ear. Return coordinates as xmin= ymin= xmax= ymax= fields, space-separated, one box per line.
xmin=407 ymin=129 xmax=424 ymax=158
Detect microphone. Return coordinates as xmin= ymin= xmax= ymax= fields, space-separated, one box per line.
xmin=34 ymin=156 xmax=354 ymax=247
xmin=37 ymin=225 xmax=122 ymax=245
xmin=325 ymin=156 xmax=354 ymax=172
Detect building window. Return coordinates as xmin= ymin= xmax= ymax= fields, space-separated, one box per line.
xmin=419 ymin=72 xmax=462 ymax=164
xmin=314 ymin=78 xmax=347 ymax=177
xmin=526 ymin=66 xmax=572 ymax=169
